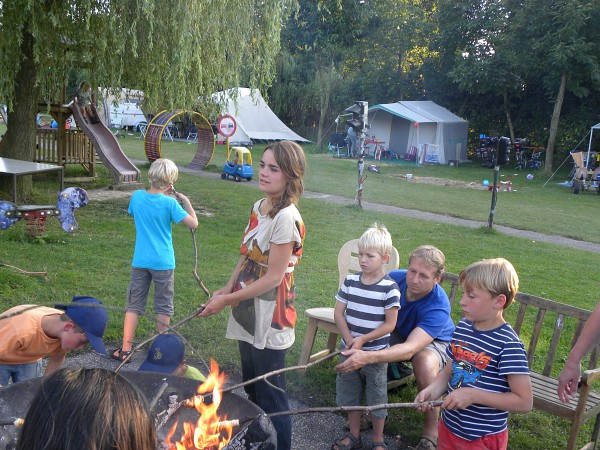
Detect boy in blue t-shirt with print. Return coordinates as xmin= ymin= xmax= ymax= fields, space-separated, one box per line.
xmin=333 ymin=223 xmax=400 ymax=450
xmin=112 ymin=158 xmax=198 ymax=362
xmin=415 ymin=258 xmax=532 ymax=450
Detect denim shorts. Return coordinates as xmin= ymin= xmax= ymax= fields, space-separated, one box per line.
xmin=126 ymin=267 xmax=174 ymax=316
xmin=0 ymin=360 xmax=42 ymax=385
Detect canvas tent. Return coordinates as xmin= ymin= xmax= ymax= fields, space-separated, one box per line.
xmin=213 ymin=88 xmax=309 ymax=144
xmin=368 ymin=101 xmax=468 ymax=164
xmin=585 ymin=123 xmax=600 ymax=167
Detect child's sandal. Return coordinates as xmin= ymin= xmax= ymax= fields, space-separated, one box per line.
xmin=111 ymin=348 xmax=132 ymax=363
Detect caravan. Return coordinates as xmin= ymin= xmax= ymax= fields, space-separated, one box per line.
xmin=107 ymin=101 xmax=146 ymax=131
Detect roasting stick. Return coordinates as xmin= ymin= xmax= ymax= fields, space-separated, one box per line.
xmin=155 ymin=349 xmax=342 ymax=431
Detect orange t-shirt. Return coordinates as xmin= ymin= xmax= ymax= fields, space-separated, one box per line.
xmin=0 ymin=305 xmax=62 ymax=364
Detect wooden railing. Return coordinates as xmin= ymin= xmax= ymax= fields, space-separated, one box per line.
xmin=34 ymin=128 xmax=96 ymax=177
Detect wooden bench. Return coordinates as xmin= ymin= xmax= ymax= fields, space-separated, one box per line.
xmin=509 ymin=293 xmax=600 ymax=450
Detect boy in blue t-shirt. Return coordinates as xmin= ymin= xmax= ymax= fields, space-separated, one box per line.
xmin=333 ymin=223 xmax=400 ymax=450
xmin=415 ymin=258 xmax=532 ymax=450
xmin=112 ymin=158 xmax=198 ymax=362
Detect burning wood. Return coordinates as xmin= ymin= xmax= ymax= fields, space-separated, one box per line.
xmin=164 ymin=360 xmax=234 ymax=449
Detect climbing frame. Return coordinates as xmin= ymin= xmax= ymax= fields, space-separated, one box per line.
xmin=144 ymin=110 xmax=215 ymax=169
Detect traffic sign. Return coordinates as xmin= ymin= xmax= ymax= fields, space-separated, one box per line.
xmin=217 ymin=115 xmax=237 ymax=138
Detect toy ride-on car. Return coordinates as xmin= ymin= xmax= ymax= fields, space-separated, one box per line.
xmin=222 ymin=146 xmax=253 ymax=182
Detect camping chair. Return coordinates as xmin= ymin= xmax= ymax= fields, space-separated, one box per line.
xmin=298 ymin=239 xmax=400 ymax=370
xmin=328 ymin=133 xmax=349 ymax=158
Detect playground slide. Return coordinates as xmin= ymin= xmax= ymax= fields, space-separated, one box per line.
xmin=70 ymin=103 xmax=140 ymax=184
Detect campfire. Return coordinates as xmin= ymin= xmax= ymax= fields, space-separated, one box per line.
xmin=165 ymin=360 xmax=235 ymax=449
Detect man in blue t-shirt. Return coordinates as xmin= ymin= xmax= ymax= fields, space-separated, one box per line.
xmin=336 ymin=245 xmax=455 ymax=450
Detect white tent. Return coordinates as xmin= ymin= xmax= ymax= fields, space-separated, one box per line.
xmin=585 ymin=123 xmax=600 ymax=167
xmin=368 ymin=101 xmax=468 ymax=164
xmin=213 ymin=88 xmax=309 ymax=144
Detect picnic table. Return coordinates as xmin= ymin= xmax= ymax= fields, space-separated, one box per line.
xmin=0 ymin=157 xmax=64 ymax=203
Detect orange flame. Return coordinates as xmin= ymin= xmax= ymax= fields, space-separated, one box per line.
xmin=166 ymin=360 xmax=234 ymax=449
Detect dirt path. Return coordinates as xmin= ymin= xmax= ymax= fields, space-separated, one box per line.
xmin=101 ymin=160 xmax=600 ymax=254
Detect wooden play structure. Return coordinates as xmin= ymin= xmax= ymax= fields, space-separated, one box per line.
xmin=35 ymin=127 xmax=96 ymax=177
xmin=33 ymin=83 xmax=140 ymax=184
xmin=144 ymin=110 xmax=215 ymax=169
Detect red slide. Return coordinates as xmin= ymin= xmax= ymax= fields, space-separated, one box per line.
xmin=70 ymin=103 xmax=140 ymax=184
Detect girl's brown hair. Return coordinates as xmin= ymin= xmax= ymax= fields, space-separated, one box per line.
xmin=17 ymin=368 xmax=157 ymax=450
xmin=264 ymin=141 xmax=306 ymax=218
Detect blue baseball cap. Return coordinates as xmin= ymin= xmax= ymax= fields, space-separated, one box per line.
xmin=55 ymin=296 xmax=108 ymax=355
xmin=138 ymin=334 xmax=184 ymax=374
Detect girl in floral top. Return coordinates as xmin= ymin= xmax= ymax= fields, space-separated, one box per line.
xmin=199 ymin=141 xmax=306 ymax=450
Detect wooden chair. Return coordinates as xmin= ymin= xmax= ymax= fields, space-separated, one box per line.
xmin=297 ymin=239 xmax=400 ymax=367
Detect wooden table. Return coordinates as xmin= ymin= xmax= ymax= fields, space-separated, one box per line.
xmin=0 ymin=157 xmax=64 ymax=203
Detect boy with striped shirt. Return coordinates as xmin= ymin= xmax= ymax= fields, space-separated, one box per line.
xmin=415 ymin=258 xmax=532 ymax=450
xmin=333 ymin=223 xmax=400 ymax=450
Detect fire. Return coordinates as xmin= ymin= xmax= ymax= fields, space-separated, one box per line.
xmin=166 ymin=360 xmax=234 ymax=449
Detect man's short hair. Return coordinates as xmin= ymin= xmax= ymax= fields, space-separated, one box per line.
xmin=148 ymin=158 xmax=179 ymax=190
xmin=408 ymin=245 xmax=446 ymax=278
xmin=358 ymin=222 xmax=393 ymax=257
xmin=459 ymin=258 xmax=519 ymax=308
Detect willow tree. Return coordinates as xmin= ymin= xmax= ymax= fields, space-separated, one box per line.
xmin=0 ymin=0 xmax=293 ymax=197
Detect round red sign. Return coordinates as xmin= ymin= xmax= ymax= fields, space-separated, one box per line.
xmin=217 ymin=115 xmax=237 ymax=138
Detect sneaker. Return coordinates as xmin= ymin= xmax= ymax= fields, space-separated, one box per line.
xmin=388 ymin=362 xmax=413 ymax=381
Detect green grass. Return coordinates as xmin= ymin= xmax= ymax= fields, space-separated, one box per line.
xmin=2 ymin=134 xmax=599 ymax=448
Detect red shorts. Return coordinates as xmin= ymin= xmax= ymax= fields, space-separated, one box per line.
xmin=438 ymin=419 xmax=508 ymax=450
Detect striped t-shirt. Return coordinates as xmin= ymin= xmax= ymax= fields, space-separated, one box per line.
xmin=335 ymin=273 xmax=400 ymax=350
xmin=442 ymin=319 xmax=530 ymax=440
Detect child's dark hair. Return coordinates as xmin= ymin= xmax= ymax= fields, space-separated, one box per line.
xmin=264 ymin=141 xmax=306 ymax=218
xmin=459 ymin=258 xmax=519 ymax=308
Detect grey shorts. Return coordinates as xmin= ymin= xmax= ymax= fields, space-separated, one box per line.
xmin=390 ymin=329 xmax=449 ymax=372
xmin=126 ymin=267 xmax=174 ymax=316
xmin=336 ymin=354 xmax=388 ymax=419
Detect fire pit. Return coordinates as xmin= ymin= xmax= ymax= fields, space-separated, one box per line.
xmin=0 ymin=371 xmax=276 ymax=449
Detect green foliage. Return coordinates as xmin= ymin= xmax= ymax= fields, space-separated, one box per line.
xmin=0 ymin=0 xmax=295 ymax=112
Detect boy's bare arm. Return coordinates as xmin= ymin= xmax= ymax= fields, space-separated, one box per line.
xmin=44 ymin=350 xmax=67 ymax=376
xmin=442 ymin=373 xmax=533 ymax=413
xmin=176 ymin=193 xmax=198 ymax=229
xmin=334 ymin=300 xmax=354 ymax=348
xmin=415 ymin=362 xmax=452 ymax=409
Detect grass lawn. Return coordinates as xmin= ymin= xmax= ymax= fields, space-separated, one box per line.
xmin=1 ymin=132 xmax=599 ymax=449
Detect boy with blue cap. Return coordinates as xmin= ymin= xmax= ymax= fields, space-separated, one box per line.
xmin=139 ymin=334 xmax=205 ymax=381
xmin=0 ymin=296 xmax=108 ymax=385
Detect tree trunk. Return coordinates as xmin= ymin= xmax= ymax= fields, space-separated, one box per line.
xmin=503 ymin=90 xmax=515 ymax=141
xmin=316 ymin=60 xmax=334 ymax=152
xmin=544 ymin=73 xmax=567 ymax=178
xmin=0 ymin=31 xmax=40 ymax=201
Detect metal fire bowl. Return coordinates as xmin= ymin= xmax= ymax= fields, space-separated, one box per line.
xmin=0 ymin=371 xmax=276 ymax=449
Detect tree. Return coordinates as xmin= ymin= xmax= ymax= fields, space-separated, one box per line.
xmin=511 ymin=0 xmax=600 ymax=176
xmin=0 ymin=0 xmax=294 ymax=198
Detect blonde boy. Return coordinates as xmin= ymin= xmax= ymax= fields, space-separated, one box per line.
xmin=333 ymin=223 xmax=400 ymax=450
xmin=415 ymin=258 xmax=532 ymax=450
xmin=112 ymin=159 xmax=198 ymax=362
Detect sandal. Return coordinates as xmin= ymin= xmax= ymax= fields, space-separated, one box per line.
xmin=111 ymin=348 xmax=132 ymax=363
xmin=371 ymin=442 xmax=388 ymax=450
xmin=414 ymin=435 xmax=437 ymax=450
xmin=332 ymin=432 xmax=363 ymax=450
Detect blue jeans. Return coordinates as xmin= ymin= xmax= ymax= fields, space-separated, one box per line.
xmin=0 ymin=361 xmax=42 ymax=385
xmin=238 ymin=341 xmax=291 ymax=450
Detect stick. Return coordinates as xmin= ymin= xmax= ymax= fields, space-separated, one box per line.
xmin=0 ymin=263 xmax=47 ymax=276
xmin=179 ymin=350 xmax=343 ymax=409
xmin=0 ymin=418 xmax=24 ymax=427
xmin=190 ymin=229 xmax=210 ymax=298
xmin=115 ymin=306 xmax=205 ymax=371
